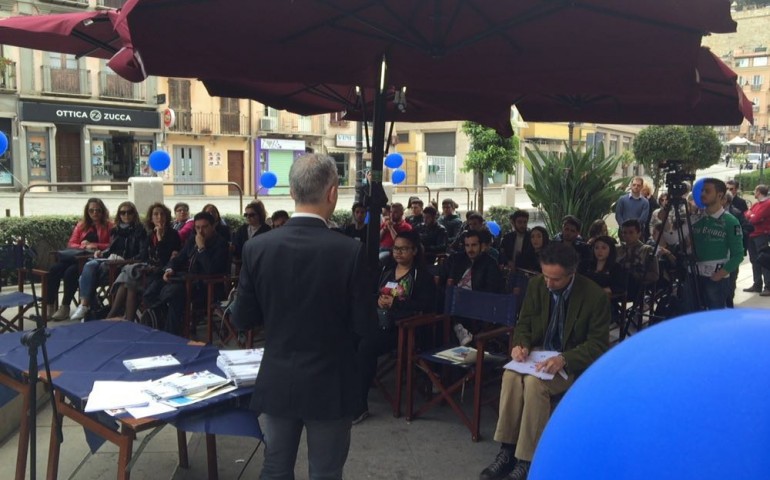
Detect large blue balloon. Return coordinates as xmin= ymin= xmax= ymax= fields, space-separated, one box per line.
xmin=148 ymin=150 xmax=171 ymax=171
xmin=530 ymin=309 xmax=770 ymax=480
xmin=391 ymin=168 xmax=406 ymax=184
xmin=692 ymin=177 xmax=707 ymax=209
xmin=486 ymin=220 xmax=501 ymax=237
xmin=0 ymin=131 xmax=7 ymax=156
xmin=260 ymin=171 xmax=278 ymax=189
xmin=384 ymin=152 xmax=404 ymax=169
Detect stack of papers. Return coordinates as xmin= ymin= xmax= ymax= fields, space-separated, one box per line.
xmin=503 ymin=351 xmax=567 ymax=380
xmin=434 ymin=346 xmax=479 ymax=364
xmin=123 ymin=354 xmax=181 ymax=372
xmin=216 ymin=348 xmax=263 ymax=387
xmin=142 ymin=370 xmax=230 ymax=400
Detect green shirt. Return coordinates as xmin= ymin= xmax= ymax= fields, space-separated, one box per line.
xmin=691 ymin=208 xmax=744 ymax=275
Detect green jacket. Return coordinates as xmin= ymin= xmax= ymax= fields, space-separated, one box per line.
xmin=513 ymin=274 xmax=610 ymax=375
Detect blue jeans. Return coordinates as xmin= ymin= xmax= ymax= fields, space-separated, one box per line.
xmin=697 ymin=275 xmax=729 ymax=310
xmin=78 ymin=258 xmax=109 ymax=306
xmin=259 ymin=413 xmax=351 ymax=480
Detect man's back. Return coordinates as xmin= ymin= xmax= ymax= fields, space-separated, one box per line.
xmin=234 ymin=216 xmax=372 ymax=420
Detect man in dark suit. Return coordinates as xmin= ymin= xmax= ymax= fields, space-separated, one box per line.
xmin=233 ymin=154 xmax=373 ymax=480
xmin=479 ymin=243 xmax=609 ymax=480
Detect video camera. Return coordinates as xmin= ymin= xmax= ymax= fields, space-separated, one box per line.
xmin=660 ymin=160 xmax=695 ymax=199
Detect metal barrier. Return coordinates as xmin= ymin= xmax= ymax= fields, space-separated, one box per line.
xmin=433 ymin=187 xmax=472 ymax=212
xmin=19 ymin=181 xmax=244 ymax=216
xmin=337 ymin=184 xmax=433 ymax=202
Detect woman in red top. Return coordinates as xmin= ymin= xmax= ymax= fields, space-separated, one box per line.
xmin=48 ymin=198 xmax=113 ymax=321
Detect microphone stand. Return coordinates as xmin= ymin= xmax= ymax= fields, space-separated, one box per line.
xmin=16 ymin=241 xmax=63 ymax=480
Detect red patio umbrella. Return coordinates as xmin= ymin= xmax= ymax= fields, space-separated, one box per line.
xmin=514 ymin=48 xmax=755 ymax=125
xmin=0 ymin=10 xmax=123 ymax=59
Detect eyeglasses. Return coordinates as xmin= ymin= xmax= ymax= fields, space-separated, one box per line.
xmin=243 ymin=213 xmax=257 ymax=218
xmin=88 ymin=208 xmax=103 ymax=213
xmin=392 ymin=246 xmax=413 ymax=253
xmin=119 ymin=210 xmax=134 ymax=215
xmin=175 ymin=208 xmax=187 ymax=213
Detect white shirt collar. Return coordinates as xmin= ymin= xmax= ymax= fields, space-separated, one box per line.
xmin=292 ymin=212 xmax=329 ymax=226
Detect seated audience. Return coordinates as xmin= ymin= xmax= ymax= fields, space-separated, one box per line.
xmin=344 ymin=202 xmax=368 ymax=243
xmin=171 ymin=202 xmax=195 ymax=243
xmin=406 ymin=197 xmax=424 ymax=227
xmin=233 ymin=201 xmax=271 ymax=257
xmin=515 ymin=226 xmax=550 ymax=274
xmin=107 ymin=203 xmax=181 ymax=321
xmin=71 ymin=201 xmax=146 ymax=321
xmin=270 ymin=210 xmax=290 ymax=228
xmin=48 ymin=198 xmax=113 ymax=321
xmin=449 ymin=211 xmax=487 ymax=253
xmin=415 ymin=205 xmax=448 ymax=265
xmin=479 ymin=243 xmax=609 ymax=480
xmin=579 ymin=235 xmax=626 ymax=296
xmin=552 ymin=215 xmax=591 ymax=262
xmin=500 ymin=210 xmax=531 ymax=267
xmin=379 ymin=202 xmax=412 ymax=262
xmin=585 ymin=219 xmax=608 ymax=246
xmin=142 ymin=212 xmax=229 ymax=335
xmin=617 ymin=219 xmax=659 ymax=299
xmin=203 ymin=203 xmax=231 ymax=242
xmin=353 ymin=231 xmax=435 ymax=424
xmin=439 ymin=198 xmax=464 ymax=244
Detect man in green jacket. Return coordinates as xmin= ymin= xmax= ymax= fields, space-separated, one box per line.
xmin=479 ymin=243 xmax=610 ymax=480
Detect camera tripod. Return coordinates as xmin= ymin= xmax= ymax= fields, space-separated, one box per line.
xmin=622 ymin=195 xmax=703 ymax=338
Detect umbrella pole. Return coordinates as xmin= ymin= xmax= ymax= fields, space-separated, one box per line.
xmin=365 ymin=56 xmax=389 ymax=268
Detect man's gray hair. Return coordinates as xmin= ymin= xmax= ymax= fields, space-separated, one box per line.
xmin=289 ymin=154 xmax=339 ymax=204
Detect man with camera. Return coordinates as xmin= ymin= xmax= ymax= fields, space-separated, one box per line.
xmin=689 ymin=178 xmax=744 ymax=309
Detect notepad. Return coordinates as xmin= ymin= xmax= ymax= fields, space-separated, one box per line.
xmin=84 ymin=381 xmax=153 ymax=412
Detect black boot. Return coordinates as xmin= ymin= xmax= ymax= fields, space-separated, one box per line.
xmin=479 ymin=447 xmax=516 ymax=480
xmin=505 ymin=460 xmax=530 ymax=480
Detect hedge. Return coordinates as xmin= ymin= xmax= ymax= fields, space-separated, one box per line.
xmin=734 ymin=170 xmax=770 ymax=193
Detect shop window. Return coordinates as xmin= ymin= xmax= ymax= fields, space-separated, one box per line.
xmin=27 ymin=130 xmax=49 ymax=181
xmin=0 ymin=121 xmax=11 ymax=186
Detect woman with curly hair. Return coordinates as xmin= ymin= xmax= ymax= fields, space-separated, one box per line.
xmin=106 ymin=202 xmax=181 ymax=321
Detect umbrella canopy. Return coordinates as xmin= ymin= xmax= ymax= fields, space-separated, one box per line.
xmin=0 ymin=10 xmax=124 ymax=59
xmin=120 ymin=0 xmax=735 ymax=98
xmin=203 ymin=80 xmax=516 ymax=136
xmin=725 ymin=136 xmax=757 ymax=146
xmin=514 ymin=48 xmax=754 ymax=125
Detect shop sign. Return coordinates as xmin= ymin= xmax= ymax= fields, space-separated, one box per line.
xmin=260 ymin=138 xmax=305 ymax=151
xmin=163 ymin=108 xmax=176 ymax=128
xmin=20 ymin=102 xmax=160 ymax=129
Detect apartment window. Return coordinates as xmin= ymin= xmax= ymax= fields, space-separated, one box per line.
xmin=330 ymin=111 xmax=348 ymax=126
xmin=263 ymin=106 xmax=278 ymax=117
xmin=168 ymin=79 xmax=192 ymax=131
xmin=754 ymin=56 xmax=769 ymax=67
xmin=753 ymin=75 xmax=763 ymax=86
xmin=736 ymin=58 xmax=750 ymax=68
xmin=220 ymin=98 xmax=240 ymax=134
xmin=738 ymin=75 xmax=746 ymax=86
xmin=397 ymin=132 xmax=410 ymax=143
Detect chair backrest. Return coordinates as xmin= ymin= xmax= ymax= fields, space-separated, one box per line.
xmin=444 ymin=286 xmax=517 ymax=327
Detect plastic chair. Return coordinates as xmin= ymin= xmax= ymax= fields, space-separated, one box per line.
xmin=0 ymin=240 xmax=48 ymax=332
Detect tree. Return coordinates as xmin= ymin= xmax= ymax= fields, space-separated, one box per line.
xmin=461 ymin=121 xmax=519 ymax=214
xmin=632 ymin=125 xmax=690 ymax=193
xmin=524 ymin=144 xmax=628 ymax=237
xmin=633 ymin=125 xmax=722 ymax=194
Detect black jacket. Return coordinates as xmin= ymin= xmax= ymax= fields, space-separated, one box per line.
xmin=416 ymin=222 xmax=448 ymax=256
xmin=232 ymin=217 xmax=375 ymax=420
xmin=233 ymin=223 xmax=271 ymax=257
xmin=142 ymin=228 xmax=181 ymax=267
xmin=103 ymin=224 xmax=147 ymax=260
xmin=167 ymin=233 xmax=229 ymax=276
xmin=445 ymin=251 xmax=504 ymax=293
xmin=500 ymin=230 xmax=531 ymax=265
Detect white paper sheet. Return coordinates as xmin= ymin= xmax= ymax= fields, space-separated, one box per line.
xmin=503 ymin=351 xmax=566 ymax=381
xmin=126 ymin=401 xmax=177 ymax=419
xmin=84 ymin=381 xmax=153 ymax=413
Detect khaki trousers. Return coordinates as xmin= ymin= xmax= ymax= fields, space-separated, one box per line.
xmin=493 ymin=370 xmax=574 ymax=461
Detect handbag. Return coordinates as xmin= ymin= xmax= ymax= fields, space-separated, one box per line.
xmin=56 ymin=248 xmax=91 ymax=264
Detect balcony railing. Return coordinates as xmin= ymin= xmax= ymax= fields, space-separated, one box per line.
xmin=39 ymin=0 xmax=88 ymax=7
xmin=0 ymin=60 xmax=16 ymax=92
xmin=96 ymin=0 xmax=126 ymax=8
xmin=751 ymin=84 xmax=764 ymax=91
xmin=98 ymin=71 xmax=146 ymax=102
xmin=41 ymin=66 xmax=91 ymax=97
xmin=167 ymin=111 xmax=249 ymax=136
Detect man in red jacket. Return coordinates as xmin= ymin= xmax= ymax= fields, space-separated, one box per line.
xmin=744 ymin=184 xmax=770 ymax=296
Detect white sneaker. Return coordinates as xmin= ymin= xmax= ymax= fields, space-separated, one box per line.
xmin=453 ymin=324 xmax=473 ymax=346
xmin=46 ymin=304 xmax=56 ymax=319
xmin=70 ymin=305 xmax=90 ymax=322
xmin=51 ymin=305 xmax=70 ymax=322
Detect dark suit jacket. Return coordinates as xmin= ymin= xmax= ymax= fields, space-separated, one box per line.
xmin=232 ymin=216 xmax=374 ymax=420
xmin=233 ymin=223 xmax=271 ymax=257
xmin=446 ymin=252 xmax=504 ymax=293
xmin=513 ymin=274 xmax=609 ymax=375
xmin=500 ymin=230 xmax=531 ymax=265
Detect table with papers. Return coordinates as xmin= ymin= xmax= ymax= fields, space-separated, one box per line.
xmin=0 ymin=320 xmax=261 ymax=480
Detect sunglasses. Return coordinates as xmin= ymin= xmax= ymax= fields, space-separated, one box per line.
xmin=88 ymin=208 xmax=103 ymax=213
xmin=243 ymin=213 xmax=257 ymax=218
xmin=119 ymin=210 xmax=135 ymax=215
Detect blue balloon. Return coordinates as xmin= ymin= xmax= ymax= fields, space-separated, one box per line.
xmin=0 ymin=131 xmax=7 ymax=156
xmin=486 ymin=220 xmax=501 ymax=237
xmin=530 ymin=309 xmax=770 ymax=480
xmin=384 ymin=152 xmax=404 ymax=169
xmin=692 ymin=177 xmax=707 ymax=209
xmin=260 ymin=171 xmax=278 ymax=189
xmin=391 ymin=169 xmax=406 ymax=184
xmin=148 ymin=150 xmax=171 ymax=171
